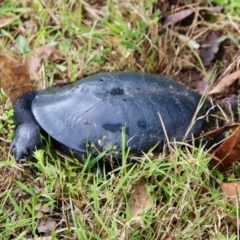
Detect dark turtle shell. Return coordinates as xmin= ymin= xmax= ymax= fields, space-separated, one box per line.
xmin=32 ymin=72 xmax=210 ymax=156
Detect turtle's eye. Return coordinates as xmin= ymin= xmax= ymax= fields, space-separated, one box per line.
xmin=23 ymin=148 xmax=30 ymax=158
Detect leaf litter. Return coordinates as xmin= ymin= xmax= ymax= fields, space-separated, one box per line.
xmin=0 ymin=16 xmax=19 ymax=28
xmin=162 ymin=6 xmax=223 ymax=26
xmin=128 ymin=176 xmax=153 ymax=218
xmin=37 ymin=219 xmax=57 ymax=235
xmin=201 ymin=32 xmax=220 ymax=66
xmin=211 ymin=126 xmax=240 ymax=171
xmin=26 ymin=45 xmax=59 ymax=81
xmin=0 ymin=51 xmax=33 ymax=103
xmin=209 ymin=70 xmax=240 ymax=95
xmin=118 ymin=177 xmax=153 ymax=240
xmin=218 ymin=180 xmax=240 ymax=207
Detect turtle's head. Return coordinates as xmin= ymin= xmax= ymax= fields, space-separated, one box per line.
xmin=11 ymin=91 xmax=41 ymax=162
xmin=11 ymin=122 xmax=41 ymax=161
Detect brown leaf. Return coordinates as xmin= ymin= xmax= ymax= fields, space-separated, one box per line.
xmin=163 ymin=6 xmax=222 ymax=26
xmin=128 ymin=177 xmax=153 ymax=218
xmin=0 ymin=51 xmax=33 ymax=103
xmin=37 ymin=219 xmax=57 ymax=234
xmin=34 ymin=203 xmax=42 ymax=211
xmin=41 ymin=206 xmax=50 ymax=213
xmin=0 ymin=16 xmax=19 ymax=28
xmin=26 ymin=45 xmax=59 ymax=80
xmin=201 ymin=32 xmax=220 ymax=66
xmin=163 ymin=9 xmax=194 ymax=26
xmin=208 ymin=70 xmax=240 ymax=95
xmin=36 ymin=211 xmax=43 ymax=219
xmin=219 ymin=181 xmax=240 ymax=206
xmin=210 ymin=126 xmax=240 ymax=171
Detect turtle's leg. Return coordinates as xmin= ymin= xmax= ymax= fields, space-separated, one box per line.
xmin=11 ymin=91 xmax=42 ymax=161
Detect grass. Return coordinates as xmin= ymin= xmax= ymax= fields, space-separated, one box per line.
xmin=1 ymin=0 xmax=240 ymax=239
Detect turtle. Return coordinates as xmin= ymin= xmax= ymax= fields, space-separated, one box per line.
xmin=11 ymin=72 xmax=211 ymax=170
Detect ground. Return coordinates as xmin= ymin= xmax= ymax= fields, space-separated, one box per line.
xmin=0 ymin=0 xmax=240 ymax=239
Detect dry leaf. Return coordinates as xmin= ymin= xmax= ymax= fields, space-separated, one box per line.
xmin=201 ymin=32 xmax=220 ymax=66
xmin=219 ymin=181 xmax=240 ymax=206
xmin=0 ymin=51 xmax=33 ymax=103
xmin=26 ymin=45 xmax=59 ymax=80
xmin=0 ymin=16 xmax=19 ymax=28
xmin=41 ymin=206 xmax=50 ymax=213
xmin=36 ymin=211 xmax=44 ymax=219
xmin=163 ymin=6 xmax=222 ymax=26
xmin=163 ymin=9 xmax=194 ymax=26
xmin=211 ymin=126 xmax=240 ymax=171
xmin=208 ymin=70 xmax=240 ymax=95
xmin=37 ymin=219 xmax=57 ymax=234
xmin=128 ymin=177 xmax=153 ymax=218
xmin=34 ymin=203 xmax=42 ymax=211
